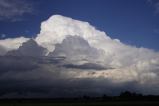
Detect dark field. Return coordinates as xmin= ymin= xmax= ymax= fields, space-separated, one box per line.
xmin=1 ymin=99 xmax=159 ymax=106
xmin=1 ymin=101 xmax=159 ymax=106
xmin=1 ymin=92 xmax=159 ymax=106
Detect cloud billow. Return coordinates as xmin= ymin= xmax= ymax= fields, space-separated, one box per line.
xmin=7 ymin=39 xmax=47 ymax=57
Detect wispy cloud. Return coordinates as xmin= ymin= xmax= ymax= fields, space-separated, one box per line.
xmin=154 ymin=29 xmax=159 ymax=34
xmin=147 ymin=0 xmax=159 ymax=14
xmin=0 ymin=34 xmax=6 ymax=38
xmin=0 ymin=0 xmax=34 ymax=21
xmin=154 ymin=2 xmax=159 ymax=13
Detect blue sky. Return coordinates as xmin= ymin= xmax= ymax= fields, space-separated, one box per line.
xmin=0 ymin=0 xmax=159 ymax=51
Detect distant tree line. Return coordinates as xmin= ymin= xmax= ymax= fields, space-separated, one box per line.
xmin=82 ymin=91 xmax=159 ymax=101
xmin=0 ymin=91 xmax=159 ymax=103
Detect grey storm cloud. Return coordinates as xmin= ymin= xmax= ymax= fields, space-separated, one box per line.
xmin=7 ymin=39 xmax=47 ymax=57
xmin=0 ymin=45 xmax=6 ymax=55
xmin=49 ymin=35 xmax=104 ymax=64
xmin=0 ymin=15 xmax=159 ymax=98
xmin=62 ymin=63 xmax=108 ymax=70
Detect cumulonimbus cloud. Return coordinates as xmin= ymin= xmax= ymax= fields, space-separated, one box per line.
xmin=0 ymin=15 xmax=159 ymax=97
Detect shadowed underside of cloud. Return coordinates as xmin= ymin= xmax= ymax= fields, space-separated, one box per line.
xmin=62 ymin=63 xmax=109 ymax=70
xmin=6 ymin=39 xmax=47 ymax=57
xmin=0 ymin=15 xmax=159 ymax=98
xmin=49 ymin=35 xmax=105 ymax=64
xmin=0 ymin=45 xmax=6 ymax=55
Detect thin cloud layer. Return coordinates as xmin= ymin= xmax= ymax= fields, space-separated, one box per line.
xmin=147 ymin=0 xmax=159 ymax=14
xmin=0 ymin=15 xmax=159 ymax=98
xmin=0 ymin=0 xmax=33 ymax=21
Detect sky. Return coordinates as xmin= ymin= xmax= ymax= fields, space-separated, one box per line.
xmin=0 ymin=0 xmax=159 ymax=51
xmin=1 ymin=0 xmax=159 ymax=98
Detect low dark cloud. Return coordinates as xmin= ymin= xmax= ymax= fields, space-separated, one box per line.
xmin=0 ymin=56 xmax=38 ymax=73
xmin=63 ymin=63 xmax=110 ymax=70
xmin=0 ymin=45 xmax=6 ymax=55
xmin=0 ymin=55 xmax=159 ymax=98
xmin=0 ymin=35 xmax=159 ymax=98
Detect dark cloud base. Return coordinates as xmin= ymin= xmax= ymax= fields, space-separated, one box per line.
xmin=0 ymin=55 xmax=158 ymax=98
xmin=62 ymin=63 xmax=109 ymax=70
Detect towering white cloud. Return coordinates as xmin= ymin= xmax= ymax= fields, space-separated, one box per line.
xmin=36 ymin=15 xmax=111 ymax=52
xmin=36 ymin=15 xmax=159 ymax=71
